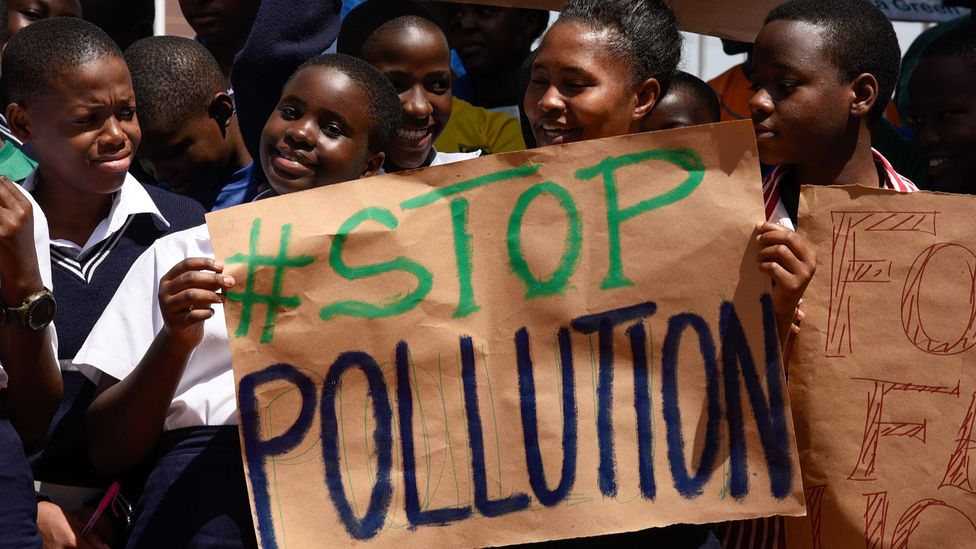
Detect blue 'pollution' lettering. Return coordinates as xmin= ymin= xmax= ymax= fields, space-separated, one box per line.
xmin=237 ymin=296 xmax=793 ymax=546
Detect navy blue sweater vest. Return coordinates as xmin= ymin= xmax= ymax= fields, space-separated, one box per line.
xmin=30 ymin=184 xmax=205 ymax=486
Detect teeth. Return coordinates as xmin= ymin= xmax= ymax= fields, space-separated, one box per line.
xmin=397 ymin=128 xmax=429 ymax=142
xmin=279 ymin=149 xmax=305 ymax=165
xmin=929 ymin=158 xmax=948 ymax=168
xmin=543 ymin=125 xmax=570 ymax=132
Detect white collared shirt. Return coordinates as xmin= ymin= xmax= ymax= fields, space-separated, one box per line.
xmin=73 ymin=223 xmax=237 ymax=430
xmin=20 ymin=170 xmax=170 ymax=259
xmin=0 ymin=184 xmax=56 ymax=389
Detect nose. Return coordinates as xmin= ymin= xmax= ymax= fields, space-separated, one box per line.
xmin=283 ymin=116 xmax=316 ymax=149
xmin=537 ymin=85 xmax=565 ymax=115
xmin=401 ymin=86 xmax=433 ymax=121
xmin=748 ymin=88 xmax=773 ymax=120
xmin=99 ymin=117 xmax=127 ymax=149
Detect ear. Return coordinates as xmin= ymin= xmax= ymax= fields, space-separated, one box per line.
xmin=360 ymin=151 xmax=385 ymax=178
xmin=632 ymin=77 xmax=662 ymax=121
xmin=850 ymin=72 xmax=879 ymax=120
xmin=5 ymin=103 xmax=32 ymax=143
xmin=208 ymin=91 xmax=236 ymax=133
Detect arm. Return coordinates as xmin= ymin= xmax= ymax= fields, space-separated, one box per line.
xmin=232 ymin=0 xmax=342 ymax=161
xmin=0 ymin=176 xmax=62 ymax=445
xmin=86 ymin=258 xmax=234 ymax=474
xmin=755 ymin=221 xmax=817 ymax=358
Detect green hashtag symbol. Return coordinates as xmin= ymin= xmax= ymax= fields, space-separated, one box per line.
xmin=225 ymin=219 xmax=315 ymax=344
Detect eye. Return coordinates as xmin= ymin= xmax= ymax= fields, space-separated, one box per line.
xmin=279 ymin=106 xmax=299 ymax=120
xmin=938 ymin=110 xmax=958 ymax=120
xmin=428 ymin=78 xmax=451 ymax=94
xmin=118 ymin=106 xmax=136 ymax=120
xmin=322 ymin=122 xmax=344 ymax=138
xmin=20 ymin=8 xmax=45 ymax=21
xmin=779 ymin=80 xmax=798 ymax=91
xmin=72 ymin=114 xmax=96 ymax=125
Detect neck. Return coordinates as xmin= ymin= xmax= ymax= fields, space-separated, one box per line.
xmin=795 ymin=122 xmax=879 ymax=188
xmin=223 ymin=119 xmax=253 ymax=180
xmin=32 ymin=169 xmax=115 ymax=246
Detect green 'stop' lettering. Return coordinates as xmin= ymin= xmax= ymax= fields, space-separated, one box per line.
xmin=320 ymin=207 xmax=434 ymax=321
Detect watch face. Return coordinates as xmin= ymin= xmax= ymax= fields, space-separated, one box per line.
xmin=26 ymin=295 xmax=57 ymax=331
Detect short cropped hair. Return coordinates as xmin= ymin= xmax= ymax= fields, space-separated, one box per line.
xmin=671 ymin=71 xmax=721 ymax=123
xmin=2 ymin=17 xmax=122 ymax=105
xmin=288 ymin=54 xmax=401 ymax=153
xmin=558 ymin=0 xmax=681 ymax=92
xmin=766 ymin=0 xmax=900 ymax=121
xmin=920 ymin=21 xmax=976 ymax=71
xmin=125 ymin=36 xmax=226 ymax=132
xmin=336 ymin=0 xmax=442 ymax=59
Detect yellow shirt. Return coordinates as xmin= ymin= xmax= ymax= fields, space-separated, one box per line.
xmin=435 ymin=97 xmax=526 ymax=155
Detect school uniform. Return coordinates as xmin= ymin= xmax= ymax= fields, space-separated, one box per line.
xmin=21 ymin=171 xmax=206 ymax=493
xmin=74 ymin=223 xmax=254 ymax=549
xmin=716 ymin=148 xmax=917 ymax=549
xmin=0 ymin=183 xmax=56 ymax=549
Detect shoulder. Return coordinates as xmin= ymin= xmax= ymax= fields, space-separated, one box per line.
xmin=142 ymin=184 xmax=207 ymax=230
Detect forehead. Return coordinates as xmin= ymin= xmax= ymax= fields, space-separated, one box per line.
xmin=43 ymin=56 xmax=132 ymax=102
xmin=754 ymin=19 xmax=834 ymax=73
xmin=535 ymin=20 xmax=626 ymax=73
xmin=284 ymin=65 xmax=370 ymax=118
xmin=365 ymin=22 xmax=451 ymax=68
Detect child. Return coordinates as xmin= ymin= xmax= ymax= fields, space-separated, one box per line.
xmin=337 ymin=0 xmax=481 ymax=172
xmin=0 ymin=0 xmax=37 ymax=181
xmin=75 ymin=53 xmax=400 ymax=548
xmin=908 ymin=22 xmax=976 ymax=195
xmin=714 ymin=2 xmax=918 ymax=547
xmin=3 ymin=16 xmax=206 ymax=541
xmin=523 ymin=0 xmax=679 ymax=147
xmin=126 ymin=36 xmax=257 ymax=211
xmin=641 ymin=70 xmax=721 ymax=132
xmin=439 ymin=2 xmax=549 ymax=117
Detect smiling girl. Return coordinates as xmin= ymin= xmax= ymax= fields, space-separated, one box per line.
xmin=523 ymin=0 xmax=680 ymax=148
xmin=338 ymin=0 xmax=480 ymax=173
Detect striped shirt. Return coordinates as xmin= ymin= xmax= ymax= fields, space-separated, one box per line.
xmin=763 ymin=148 xmax=918 ymax=231
xmin=717 ymin=148 xmax=917 ymax=549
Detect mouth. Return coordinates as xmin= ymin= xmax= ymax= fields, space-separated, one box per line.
xmin=93 ymin=152 xmax=132 ymax=173
xmin=394 ymin=126 xmax=434 ymax=150
xmin=269 ymin=147 xmax=317 ymax=177
xmin=927 ymin=155 xmax=953 ymax=177
xmin=753 ymin=124 xmax=776 ymax=140
xmin=537 ymin=124 xmax=581 ymax=146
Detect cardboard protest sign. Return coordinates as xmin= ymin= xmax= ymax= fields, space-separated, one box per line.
xmin=427 ymin=0 xmax=781 ymax=42
xmin=206 ymin=120 xmax=805 ymax=549
xmin=786 ymin=186 xmax=976 ymax=548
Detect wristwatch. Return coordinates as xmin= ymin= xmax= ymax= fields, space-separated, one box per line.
xmin=1 ymin=288 xmax=56 ymax=331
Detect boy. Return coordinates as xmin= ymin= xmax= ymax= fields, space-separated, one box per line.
xmin=908 ymin=22 xmax=976 ymax=195
xmin=642 ymin=70 xmax=721 ymax=132
xmin=718 ymin=1 xmax=916 ymax=546
xmin=3 ymin=16 xmax=205 ymax=542
xmin=75 ymin=53 xmax=400 ymax=548
xmin=126 ymin=36 xmax=256 ymax=210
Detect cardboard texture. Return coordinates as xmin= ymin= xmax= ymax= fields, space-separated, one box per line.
xmin=428 ymin=0 xmax=781 ymax=42
xmin=786 ymin=186 xmax=976 ymax=548
xmin=206 ymin=120 xmax=804 ymax=549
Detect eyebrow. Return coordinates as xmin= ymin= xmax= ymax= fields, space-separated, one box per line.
xmin=770 ymin=61 xmax=804 ymax=74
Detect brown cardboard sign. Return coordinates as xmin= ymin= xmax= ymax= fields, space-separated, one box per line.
xmin=787 ymin=185 xmax=976 ymax=548
xmin=206 ymin=120 xmax=804 ymax=548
